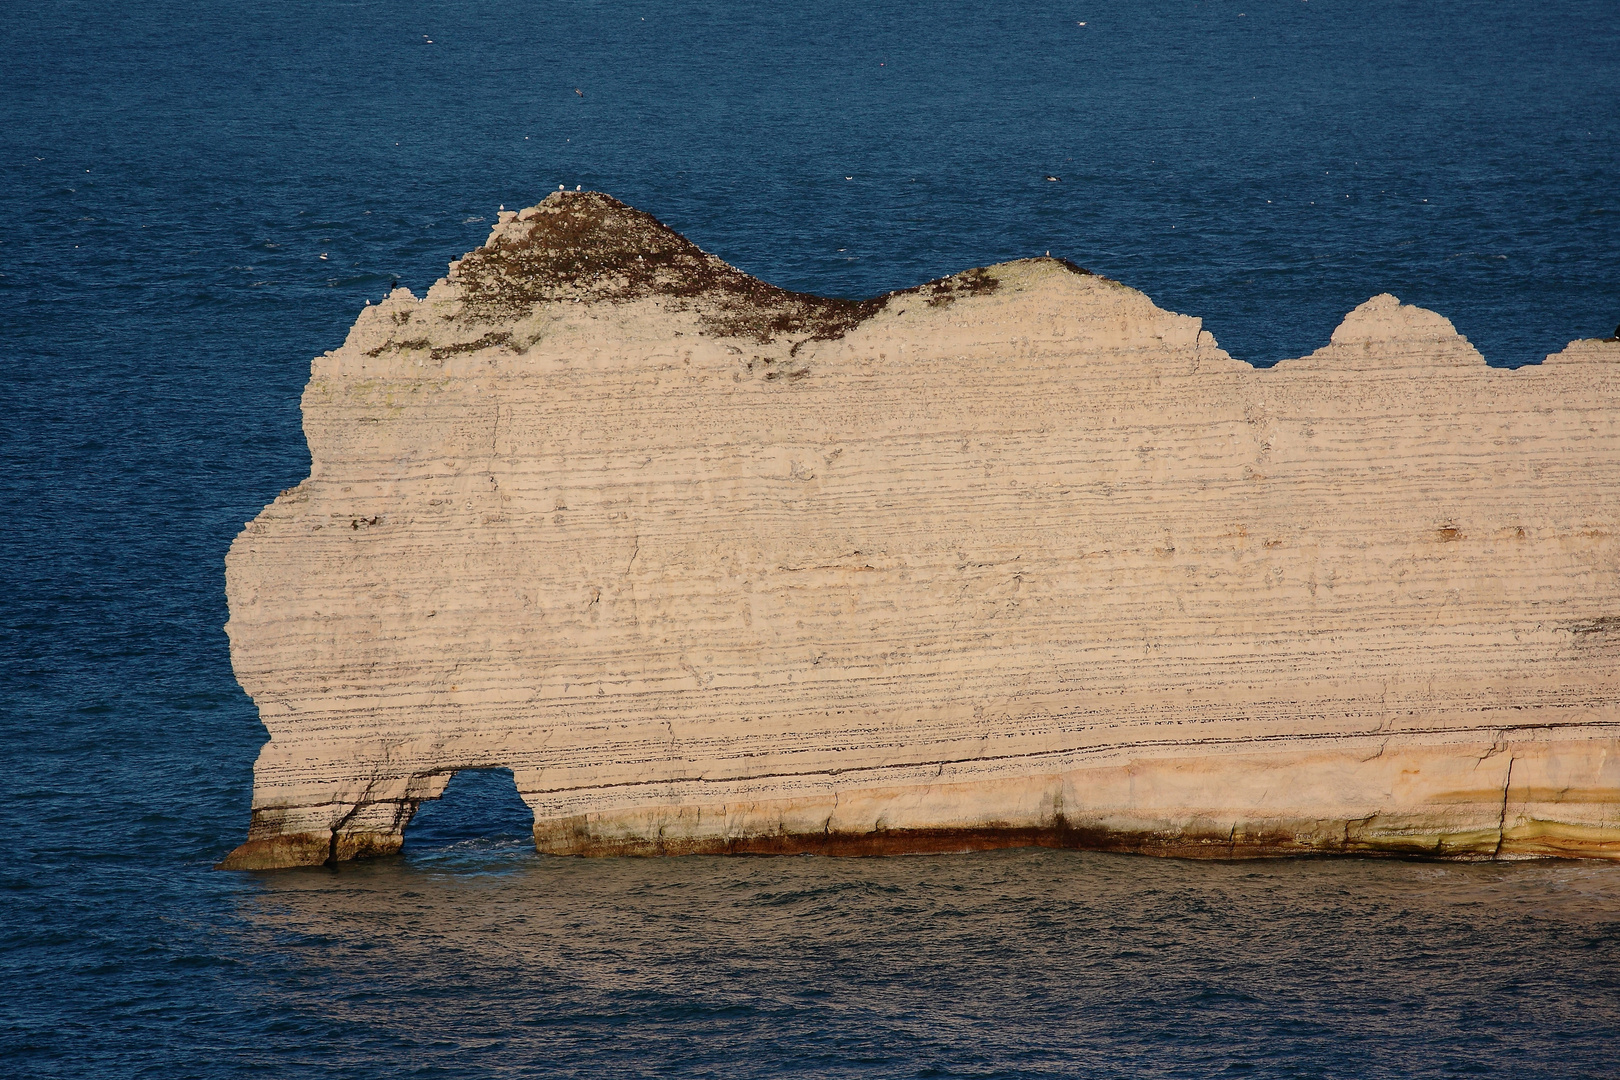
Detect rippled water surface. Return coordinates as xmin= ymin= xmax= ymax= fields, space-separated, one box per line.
xmin=4 ymin=1 xmax=1619 ymax=1076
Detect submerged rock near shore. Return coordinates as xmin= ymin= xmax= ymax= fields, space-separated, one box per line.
xmin=219 ymin=192 xmax=1620 ymax=870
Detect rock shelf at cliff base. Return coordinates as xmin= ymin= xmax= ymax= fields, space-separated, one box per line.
xmin=218 ymin=191 xmax=1620 ymax=871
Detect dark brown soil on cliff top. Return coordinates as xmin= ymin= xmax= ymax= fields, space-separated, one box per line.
xmin=450 ymin=191 xmax=1088 ymax=343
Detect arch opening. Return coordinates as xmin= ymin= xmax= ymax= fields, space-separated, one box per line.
xmin=401 ymin=767 xmax=535 ymax=857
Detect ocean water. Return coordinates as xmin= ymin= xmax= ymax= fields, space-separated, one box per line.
xmin=3 ymin=1 xmax=1619 ymax=1076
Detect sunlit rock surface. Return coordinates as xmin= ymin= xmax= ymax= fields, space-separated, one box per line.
xmin=219 ymin=192 xmax=1620 ymax=870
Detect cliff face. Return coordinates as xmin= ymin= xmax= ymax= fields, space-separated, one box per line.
xmin=218 ymin=192 xmax=1620 ymax=870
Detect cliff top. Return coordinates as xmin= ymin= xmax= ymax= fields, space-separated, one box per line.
xmin=446 ymin=190 xmax=1090 ymax=343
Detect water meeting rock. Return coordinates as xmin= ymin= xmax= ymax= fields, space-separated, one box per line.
xmin=218 ymin=191 xmax=1620 ymax=870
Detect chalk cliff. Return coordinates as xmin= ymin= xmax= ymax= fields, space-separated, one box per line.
xmin=219 ymin=191 xmax=1620 ymax=870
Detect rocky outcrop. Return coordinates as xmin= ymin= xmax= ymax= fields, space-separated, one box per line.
xmin=218 ymin=192 xmax=1620 ymax=870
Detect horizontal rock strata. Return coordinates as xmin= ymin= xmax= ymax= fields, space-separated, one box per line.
xmin=219 ymin=191 xmax=1620 ymax=870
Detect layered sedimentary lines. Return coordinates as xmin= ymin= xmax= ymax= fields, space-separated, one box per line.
xmin=219 ymin=191 xmax=1620 ymax=870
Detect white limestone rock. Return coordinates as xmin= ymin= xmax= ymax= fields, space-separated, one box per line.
xmin=218 ymin=192 xmax=1620 ymax=869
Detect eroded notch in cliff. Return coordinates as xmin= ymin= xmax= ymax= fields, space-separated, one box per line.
xmin=402 ymin=768 xmax=536 ymax=855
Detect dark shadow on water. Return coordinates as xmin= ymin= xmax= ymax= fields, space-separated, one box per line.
xmin=400 ymin=767 xmax=535 ymax=866
xmin=233 ymin=849 xmax=1620 ymax=1078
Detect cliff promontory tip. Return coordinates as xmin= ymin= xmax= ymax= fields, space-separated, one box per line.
xmin=219 ymin=191 xmax=1620 ymax=870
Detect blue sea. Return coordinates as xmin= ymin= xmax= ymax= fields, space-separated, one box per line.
xmin=4 ymin=2 xmax=1619 ymax=1076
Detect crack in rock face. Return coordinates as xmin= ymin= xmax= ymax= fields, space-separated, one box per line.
xmin=217 ymin=191 xmax=1620 ymax=871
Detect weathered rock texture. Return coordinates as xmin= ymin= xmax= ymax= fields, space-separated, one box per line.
xmin=219 ymin=191 xmax=1620 ymax=870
